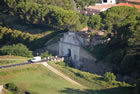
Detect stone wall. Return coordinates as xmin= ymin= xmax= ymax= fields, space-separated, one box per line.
xmin=46 ymin=43 xmax=59 ymax=55
xmin=44 ymin=31 xmax=113 ymax=74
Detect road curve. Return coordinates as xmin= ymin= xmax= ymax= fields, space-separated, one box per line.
xmin=42 ymin=63 xmax=86 ymax=89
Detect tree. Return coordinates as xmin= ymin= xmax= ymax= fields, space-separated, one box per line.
xmin=0 ymin=43 xmax=33 ymax=57
xmin=74 ymin=0 xmax=97 ymax=9
xmin=1 ymin=0 xmax=75 ymax=10
xmin=14 ymin=2 xmax=81 ymax=31
xmin=88 ymin=15 xmax=101 ymax=30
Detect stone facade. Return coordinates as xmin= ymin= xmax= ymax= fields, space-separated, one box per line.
xmin=59 ymin=32 xmax=96 ymax=69
xmin=45 ymin=31 xmax=112 ymax=74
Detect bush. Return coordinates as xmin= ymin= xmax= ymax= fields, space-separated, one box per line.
xmin=40 ymin=51 xmax=52 ymax=58
xmin=4 ymin=83 xmax=32 ymax=94
xmin=104 ymin=72 xmax=116 ymax=83
xmin=0 ymin=43 xmax=33 ymax=57
xmin=4 ymin=83 xmax=19 ymax=91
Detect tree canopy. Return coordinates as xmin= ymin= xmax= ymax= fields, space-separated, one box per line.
xmin=88 ymin=6 xmax=140 ymax=76
xmin=0 ymin=43 xmax=33 ymax=57
xmin=13 ymin=2 xmax=81 ymax=30
xmin=1 ymin=0 xmax=75 ymax=10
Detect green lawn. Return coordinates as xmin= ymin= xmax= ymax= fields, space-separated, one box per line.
xmin=0 ymin=56 xmax=30 ymax=66
xmin=0 ymin=64 xmax=93 ymax=94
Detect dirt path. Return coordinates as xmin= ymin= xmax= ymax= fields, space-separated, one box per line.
xmin=42 ymin=63 xmax=86 ymax=89
xmin=0 ymin=85 xmax=3 ymax=94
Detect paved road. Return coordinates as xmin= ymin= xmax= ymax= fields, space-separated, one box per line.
xmin=0 ymin=62 xmax=31 ymax=69
xmin=42 ymin=62 xmax=86 ymax=89
xmin=0 ymin=57 xmax=62 ymax=69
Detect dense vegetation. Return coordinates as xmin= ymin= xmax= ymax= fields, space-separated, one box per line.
xmin=0 ymin=0 xmax=93 ymax=31
xmin=0 ymin=26 xmax=42 ymax=49
xmin=1 ymin=0 xmax=75 ymax=10
xmin=1 ymin=0 xmax=97 ymax=10
xmin=0 ymin=26 xmax=61 ymax=50
xmin=88 ymin=15 xmax=101 ymax=30
xmin=0 ymin=43 xmax=33 ymax=57
xmin=48 ymin=61 xmax=133 ymax=94
xmin=88 ymin=6 xmax=140 ymax=77
xmin=14 ymin=2 xmax=81 ymax=30
xmin=74 ymin=0 xmax=97 ymax=9
xmin=0 ymin=1 xmax=139 ymax=93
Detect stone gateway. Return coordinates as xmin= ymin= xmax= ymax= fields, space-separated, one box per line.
xmin=46 ymin=31 xmax=112 ymax=74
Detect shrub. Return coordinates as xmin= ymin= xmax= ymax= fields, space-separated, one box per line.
xmin=4 ymin=83 xmax=19 ymax=91
xmin=104 ymin=72 xmax=116 ymax=83
xmin=0 ymin=43 xmax=33 ymax=57
xmin=40 ymin=51 xmax=52 ymax=58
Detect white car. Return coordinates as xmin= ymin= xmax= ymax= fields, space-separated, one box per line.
xmin=31 ymin=56 xmax=41 ymax=63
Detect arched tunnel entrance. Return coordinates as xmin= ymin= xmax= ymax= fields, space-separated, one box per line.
xmin=67 ymin=49 xmax=71 ymax=57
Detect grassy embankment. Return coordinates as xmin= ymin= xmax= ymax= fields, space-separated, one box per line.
xmin=0 ymin=64 xmax=92 ymax=94
xmin=0 ymin=58 xmax=134 ymax=94
xmin=0 ymin=56 xmax=30 ymax=66
xmin=48 ymin=62 xmax=135 ymax=94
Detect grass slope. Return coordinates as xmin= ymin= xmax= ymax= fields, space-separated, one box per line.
xmin=0 ymin=61 xmax=134 ymax=94
xmin=0 ymin=56 xmax=30 ymax=66
xmin=0 ymin=64 xmax=91 ymax=94
xmin=48 ymin=62 xmax=134 ymax=94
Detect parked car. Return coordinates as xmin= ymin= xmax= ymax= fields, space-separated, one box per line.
xmin=31 ymin=56 xmax=41 ymax=63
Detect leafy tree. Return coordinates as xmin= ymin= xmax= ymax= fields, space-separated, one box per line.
xmin=0 ymin=26 xmax=44 ymax=49
xmin=80 ymin=14 xmax=89 ymax=27
xmin=89 ymin=6 xmax=140 ymax=75
xmin=14 ymin=2 xmax=81 ymax=30
xmin=88 ymin=15 xmax=101 ymax=30
xmin=74 ymin=0 xmax=97 ymax=9
xmin=100 ymin=6 xmax=138 ymax=34
xmin=0 ymin=43 xmax=33 ymax=57
xmin=1 ymin=0 xmax=75 ymax=10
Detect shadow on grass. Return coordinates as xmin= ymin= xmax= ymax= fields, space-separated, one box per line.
xmin=60 ymin=87 xmax=134 ymax=94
